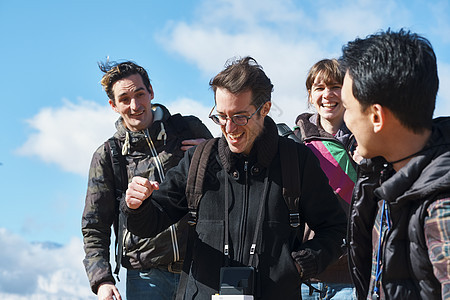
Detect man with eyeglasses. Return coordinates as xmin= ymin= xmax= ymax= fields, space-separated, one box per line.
xmin=121 ymin=56 xmax=347 ymax=299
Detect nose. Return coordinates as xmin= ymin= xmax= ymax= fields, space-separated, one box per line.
xmin=224 ymin=118 xmax=236 ymax=132
xmin=130 ymin=98 xmax=138 ymax=110
xmin=323 ymin=87 xmax=332 ymax=99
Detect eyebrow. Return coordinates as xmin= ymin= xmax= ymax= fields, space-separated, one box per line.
xmin=313 ymin=81 xmax=341 ymax=86
xmin=117 ymin=87 xmax=146 ymax=98
xmin=216 ymin=109 xmax=249 ymax=115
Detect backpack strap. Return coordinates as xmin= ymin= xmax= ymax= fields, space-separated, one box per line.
xmin=105 ymin=137 xmax=127 ymax=279
xmin=278 ymin=133 xmax=301 ymax=228
xmin=185 ymin=138 xmax=218 ymax=225
xmin=176 ymin=137 xmax=218 ymax=300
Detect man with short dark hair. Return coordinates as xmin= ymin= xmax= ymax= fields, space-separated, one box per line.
xmin=82 ymin=61 xmax=212 ymax=300
xmin=122 ymin=56 xmax=347 ymax=299
xmin=340 ymin=29 xmax=450 ymax=299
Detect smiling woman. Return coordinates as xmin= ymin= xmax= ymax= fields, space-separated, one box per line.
xmin=294 ymin=58 xmax=357 ymax=300
xmin=305 ymin=59 xmax=345 ymax=135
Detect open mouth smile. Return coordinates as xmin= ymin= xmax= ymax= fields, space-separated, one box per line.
xmin=322 ymin=103 xmax=338 ymax=108
xmin=228 ymin=132 xmax=244 ymax=140
xmin=130 ymin=111 xmax=144 ymax=116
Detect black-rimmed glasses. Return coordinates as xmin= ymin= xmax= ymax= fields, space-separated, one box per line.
xmin=209 ymin=103 xmax=264 ymax=126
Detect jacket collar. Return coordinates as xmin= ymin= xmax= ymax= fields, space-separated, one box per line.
xmin=373 ymin=117 xmax=450 ymax=204
xmin=296 ymin=112 xmax=351 ymax=137
xmin=113 ymin=104 xmax=172 ymax=155
xmin=114 ymin=103 xmax=171 ymax=141
xmin=296 ymin=112 xmax=354 ymax=148
xmin=218 ymin=116 xmax=279 ymax=172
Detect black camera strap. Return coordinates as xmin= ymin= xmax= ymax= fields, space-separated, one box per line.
xmin=223 ymin=168 xmax=270 ymax=267
xmin=224 ymin=176 xmax=230 ymax=266
xmin=249 ymin=168 xmax=270 ymax=267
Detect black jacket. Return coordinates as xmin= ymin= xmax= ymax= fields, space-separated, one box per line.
xmin=348 ymin=117 xmax=450 ymax=299
xmin=123 ymin=117 xmax=347 ymax=300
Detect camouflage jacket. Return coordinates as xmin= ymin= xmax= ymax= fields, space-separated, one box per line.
xmin=81 ymin=104 xmax=213 ymax=293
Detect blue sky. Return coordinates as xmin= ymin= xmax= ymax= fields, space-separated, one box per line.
xmin=1 ymin=0 xmax=449 ymax=298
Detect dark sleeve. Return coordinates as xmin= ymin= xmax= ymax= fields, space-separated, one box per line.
xmin=292 ymin=145 xmax=348 ymax=279
xmin=347 ymin=157 xmax=383 ymax=296
xmin=121 ymin=147 xmax=193 ymax=238
xmin=81 ymin=144 xmax=116 ymax=293
xmin=183 ymin=115 xmax=214 ymax=139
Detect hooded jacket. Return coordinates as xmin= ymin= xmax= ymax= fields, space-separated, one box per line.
xmin=348 ymin=117 xmax=450 ymax=299
xmin=82 ymin=104 xmax=212 ymax=293
xmin=123 ymin=117 xmax=347 ymax=300
xmin=295 ymin=112 xmax=357 ymax=284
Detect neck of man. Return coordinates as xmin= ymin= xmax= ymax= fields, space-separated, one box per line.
xmin=385 ymin=128 xmax=432 ymax=172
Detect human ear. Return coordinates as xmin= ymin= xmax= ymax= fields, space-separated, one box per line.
xmin=109 ymin=99 xmax=119 ymax=113
xmin=371 ymin=104 xmax=385 ymax=133
xmin=148 ymin=84 xmax=154 ymax=99
xmin=261 ymin=101 xmax=271 ymax=116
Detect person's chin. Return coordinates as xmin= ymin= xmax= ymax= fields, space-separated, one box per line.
xmin=127 ymin=121 xmax=146 ymax=131
xmin=227 ymin=141 xmax=244 ymax=154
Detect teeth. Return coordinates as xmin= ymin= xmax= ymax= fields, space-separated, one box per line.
xmin=322 ymin=103 xmax=337 ymax=108
xmin=228 ymin=132 xmax=243 ymax=140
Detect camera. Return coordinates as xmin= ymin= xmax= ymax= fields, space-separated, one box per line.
xmin=219 ymin=266 xmax=255 ymax=295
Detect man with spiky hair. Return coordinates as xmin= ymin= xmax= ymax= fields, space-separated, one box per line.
xmin=340 ymin=29 xmax=450 ymax=299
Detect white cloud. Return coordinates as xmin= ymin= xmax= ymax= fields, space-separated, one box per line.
xmin=17 ymin=99 xmax=117 ymax=176
xmin=158 ymin=0 xmax=396 ymax=127
xmin=158 ymin=0 xmax=450 ymax=126
xmin=159 ymin=21 xmax=327 ymax=126
xmin=0 ymin=228 xmax=97 ymax=299
xmin=436 ymin=61 xmax=450 ymax=117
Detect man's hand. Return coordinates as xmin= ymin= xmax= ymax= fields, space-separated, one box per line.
xmin=181 ymin=138 xmax=207 ymax=151
xmin=125 ymin=176 xmax=159 ymax=209
xmin=97 ymin=282 xmax=121 ymax=300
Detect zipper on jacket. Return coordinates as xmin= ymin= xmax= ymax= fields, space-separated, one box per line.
xmin=143 ymin=128 xmax=180 ymax=263
xmin=237 ymin=160 xmax=249 ymax=261
xmin=143 ymin=129 xmax=165 ymax=181
xmin=379 ymin=200 xmax=392 ymax=297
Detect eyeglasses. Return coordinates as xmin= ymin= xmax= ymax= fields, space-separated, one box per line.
xmin=209 ymin=103 xmax=264 ymax=126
